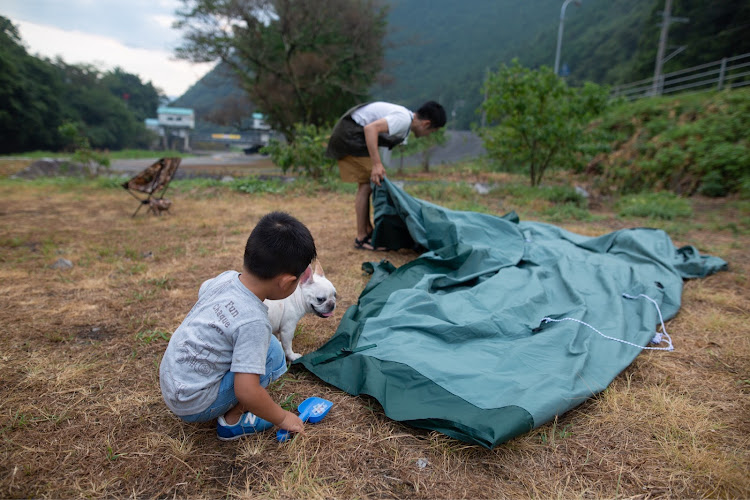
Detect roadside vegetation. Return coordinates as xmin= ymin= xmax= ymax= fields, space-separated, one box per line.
xmin=583 ymin=90 xmax=750 ymax=198
xmin=0 ymin=150 xmax=193 ymax=160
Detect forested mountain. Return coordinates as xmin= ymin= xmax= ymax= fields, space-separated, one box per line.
xmin=0 ymin=16 xmax=161 ymax=153
xmin=171 ymin=63 xmax=249 ymax=134
xmin=173 ymin=0 xmax=750 ymax=130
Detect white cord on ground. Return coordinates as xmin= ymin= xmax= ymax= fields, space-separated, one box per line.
xmin=540 ymin=293 xmax=674 ymax=351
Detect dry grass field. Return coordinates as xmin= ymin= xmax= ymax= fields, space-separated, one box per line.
xmin=0 ymin=161 xmax=748 ymax=498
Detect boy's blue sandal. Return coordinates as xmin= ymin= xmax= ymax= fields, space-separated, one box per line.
xmin=217 ymin=412 xmax=274 ymax=441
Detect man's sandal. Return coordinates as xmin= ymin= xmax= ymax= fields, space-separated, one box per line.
xmin=354 ymin=234 xmax=386 ymax=251
xmin=354 ymin=234 xmax=373 ymax=250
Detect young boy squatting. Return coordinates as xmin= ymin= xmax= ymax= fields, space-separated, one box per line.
xmin=159 ymin=211 xmax=317 ymax=440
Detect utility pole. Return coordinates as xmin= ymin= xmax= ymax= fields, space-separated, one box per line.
xmin=481 ymin=67 xmax=489 ymax=128
xmin=651 ymin=0 xmax=672 ymax=95
xmin=651 ymin=0 xmax=688 ymax=96
xmin=554 ymin=0 xmax=582 ymax=76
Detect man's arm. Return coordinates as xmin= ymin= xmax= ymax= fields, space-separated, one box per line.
xmin=234 ymin=373 xmax=305 ymax=433
xmin=362 ymin=118 xmax=390 ymax=186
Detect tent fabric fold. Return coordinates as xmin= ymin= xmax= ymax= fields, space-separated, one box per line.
xmin=297 ymin=179 xmax=728 ymax=448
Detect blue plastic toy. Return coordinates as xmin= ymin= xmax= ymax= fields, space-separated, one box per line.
xmin=276 ymin=396 xmax=333 ymax=442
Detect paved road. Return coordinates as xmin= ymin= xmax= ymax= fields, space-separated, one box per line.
xmin=111 ymin=131 xmax=485 ymax=178
xmin=394 ymin=130 xmax=486 ymax=168
xmin=111 ymin=152 xmax=281 ymax=179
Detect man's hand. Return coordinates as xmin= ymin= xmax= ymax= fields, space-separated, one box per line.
xmin=363 ymin=119 xmax=390 ymax=186
xmin=371 ymin=162 xmax=386 ymax=186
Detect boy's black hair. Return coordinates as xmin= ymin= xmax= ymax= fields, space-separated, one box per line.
xmin=244 ymin=211 xmax=317 ymax=280
xmin=416 ymin=101 xmax=447 ymax=129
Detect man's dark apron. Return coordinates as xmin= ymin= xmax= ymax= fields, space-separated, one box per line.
xmin=325 ymin=103 xmax=409 ymax=160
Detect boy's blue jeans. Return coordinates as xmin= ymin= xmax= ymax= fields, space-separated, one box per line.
xmin=179 ymin=336 xmax=287 ymax=423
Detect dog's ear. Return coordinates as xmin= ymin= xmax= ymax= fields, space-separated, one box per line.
xmin=299 ymin=265 xmax=313 ymax=284
xmin=314 ymin=260 xmax=325 ymax=277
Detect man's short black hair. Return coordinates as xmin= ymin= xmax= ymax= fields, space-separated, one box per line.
xmin=416 ymin=101 xmax=447 ymax=129
xmin=244 ymin=211 xmax=317 ymax=280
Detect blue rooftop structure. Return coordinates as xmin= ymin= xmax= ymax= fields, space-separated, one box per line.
xmin=157 ymin=107 xmax=194 ymax=116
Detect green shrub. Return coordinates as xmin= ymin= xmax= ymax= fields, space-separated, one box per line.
xmin=581 ymin=90 xmax=750 ymax=197
xmin=479 ymin=60 xmax=610 ymax=186
xmin=539 ymin=185 xmax=587 ymax=208
xmin=262 ymin=123 xmax=336 ymax=180
xmin=616 ymin=192 xmax=693 ymax=220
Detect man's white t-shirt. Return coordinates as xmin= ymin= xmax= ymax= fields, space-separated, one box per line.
xmin=351 ymin=102 xmax=413 ymax=143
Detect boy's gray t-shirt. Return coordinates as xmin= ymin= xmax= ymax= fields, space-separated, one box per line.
xmin=159 ymin=271 xmax=272 ymax=416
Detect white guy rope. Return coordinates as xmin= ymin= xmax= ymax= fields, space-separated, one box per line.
xmin=540 ymin=293 xmax=674 ymax=351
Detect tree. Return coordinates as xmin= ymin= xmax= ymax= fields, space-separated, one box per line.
xmin=204 ymin=94 xmax=258 ymax=131
xmin=58 ymin=121 xmax=111 ymax=175
xmin=101 ymin=67 xmax=161 ymax=122
xmin=0 ymin=17 xmax=159 ymax=153
xmin=55 ymin=62 xmax=151 ymax=150
xmin=173 ymin=0 xmax=388 ymax=141
xmin=0 ymin=16 xmax=66 ymax=153
xmin=261 ymin=123 xmax=336 ymax=179
xmin=479 ymin=60 xmax=609 ymax=186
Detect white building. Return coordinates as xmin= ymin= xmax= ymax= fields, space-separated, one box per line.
xmin=158 ymin=107 xmax=195 ymax=129
xmin=145 ymin=107 xmax=195 ymax=151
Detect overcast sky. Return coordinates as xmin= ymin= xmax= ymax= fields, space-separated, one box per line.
xmin=2 ymin=0 xmax=215 ymax=99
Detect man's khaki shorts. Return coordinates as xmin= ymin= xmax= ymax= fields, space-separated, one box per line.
xmin=338 ymin=155 xmax=372 ymax=184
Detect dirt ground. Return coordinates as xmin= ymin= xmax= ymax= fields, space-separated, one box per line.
xmin=0 ymin=173 xmax=748 ymax=498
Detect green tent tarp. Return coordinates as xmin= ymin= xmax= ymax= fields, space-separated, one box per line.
xmin=297 ymin=179 xmax=727 ymax=448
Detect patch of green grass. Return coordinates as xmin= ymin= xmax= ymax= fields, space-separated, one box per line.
xmin=0 ymin=151 xmax=69 ymax=159
xmin=0 ymin=236 xmax=27 ymax=248
xmin=93 ymin=176 xmax=127 ymax=189
xmin=170 ymin=178 xmax=224 ymax=192
xmin=123 ymin=248 xmax=140 ymax=260
xmin=447 ymin=200 xmax=494 ymax=214
xmin=45 ymin=331 xmax=74 ymax=343
xmin=406 ymin=181 xmax=476 ymax=203
xmin=105 ymin=444 xmax=126 ymax=461
xmin=95 ymin=246 xmax=116 ymax=260
xmin=541 ymin=203 xmax=593 ymax=222
xmin=278 ymin=393 xmax=299 ymax=411
xmin=296 ymin=176 xmax=354 ymax=195
xmin=539 ymin=185 xmax=587 ymax=208
xmin=109 ymin=149 xmax=193 ymax=160
xmin=145 ymin=276 xmax=173 ymax=289
xmin=129 ymin=289 xmax=156 ymax=303
xmin=231 ymin=177 xmax=287 ymax=194
xmin=0 ymin=237 xmax=59 ymax=264
xmin=0 ymin=175 xmax=122 ymax=191
xmin=490 ymin=182 xmax=541 ymax=204
xmin=4 ymin=411 xmax=70 ymax=431
xmin=135 ymin=329 xmax=172 ymax=343
xmin=117 ymin=262 xmax=148 ymax=275
xmin=616 ymin=192 xmax=693 ymax=220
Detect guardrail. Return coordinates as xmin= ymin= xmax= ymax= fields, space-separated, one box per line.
xmin=192 ymin=130 xmax=270 ymax=144
xmin=611 ymin=52 xmax=750 ymax=100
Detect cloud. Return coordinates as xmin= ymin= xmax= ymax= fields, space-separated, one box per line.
xmin=13 ymin=19 xmax=215 ymax=98
xmin=3 ymin=0 xmax=184 ymax=50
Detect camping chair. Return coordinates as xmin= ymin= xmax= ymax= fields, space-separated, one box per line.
xmin=122 ymin=157 xmax=181 ymax=217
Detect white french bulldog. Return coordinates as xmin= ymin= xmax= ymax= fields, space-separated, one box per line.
xmin=265 ymin=260 xmax=337 ymax=362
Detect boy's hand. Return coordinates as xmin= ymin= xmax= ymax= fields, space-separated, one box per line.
xmin=277 ymin=410 xmax=306 ymax=436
